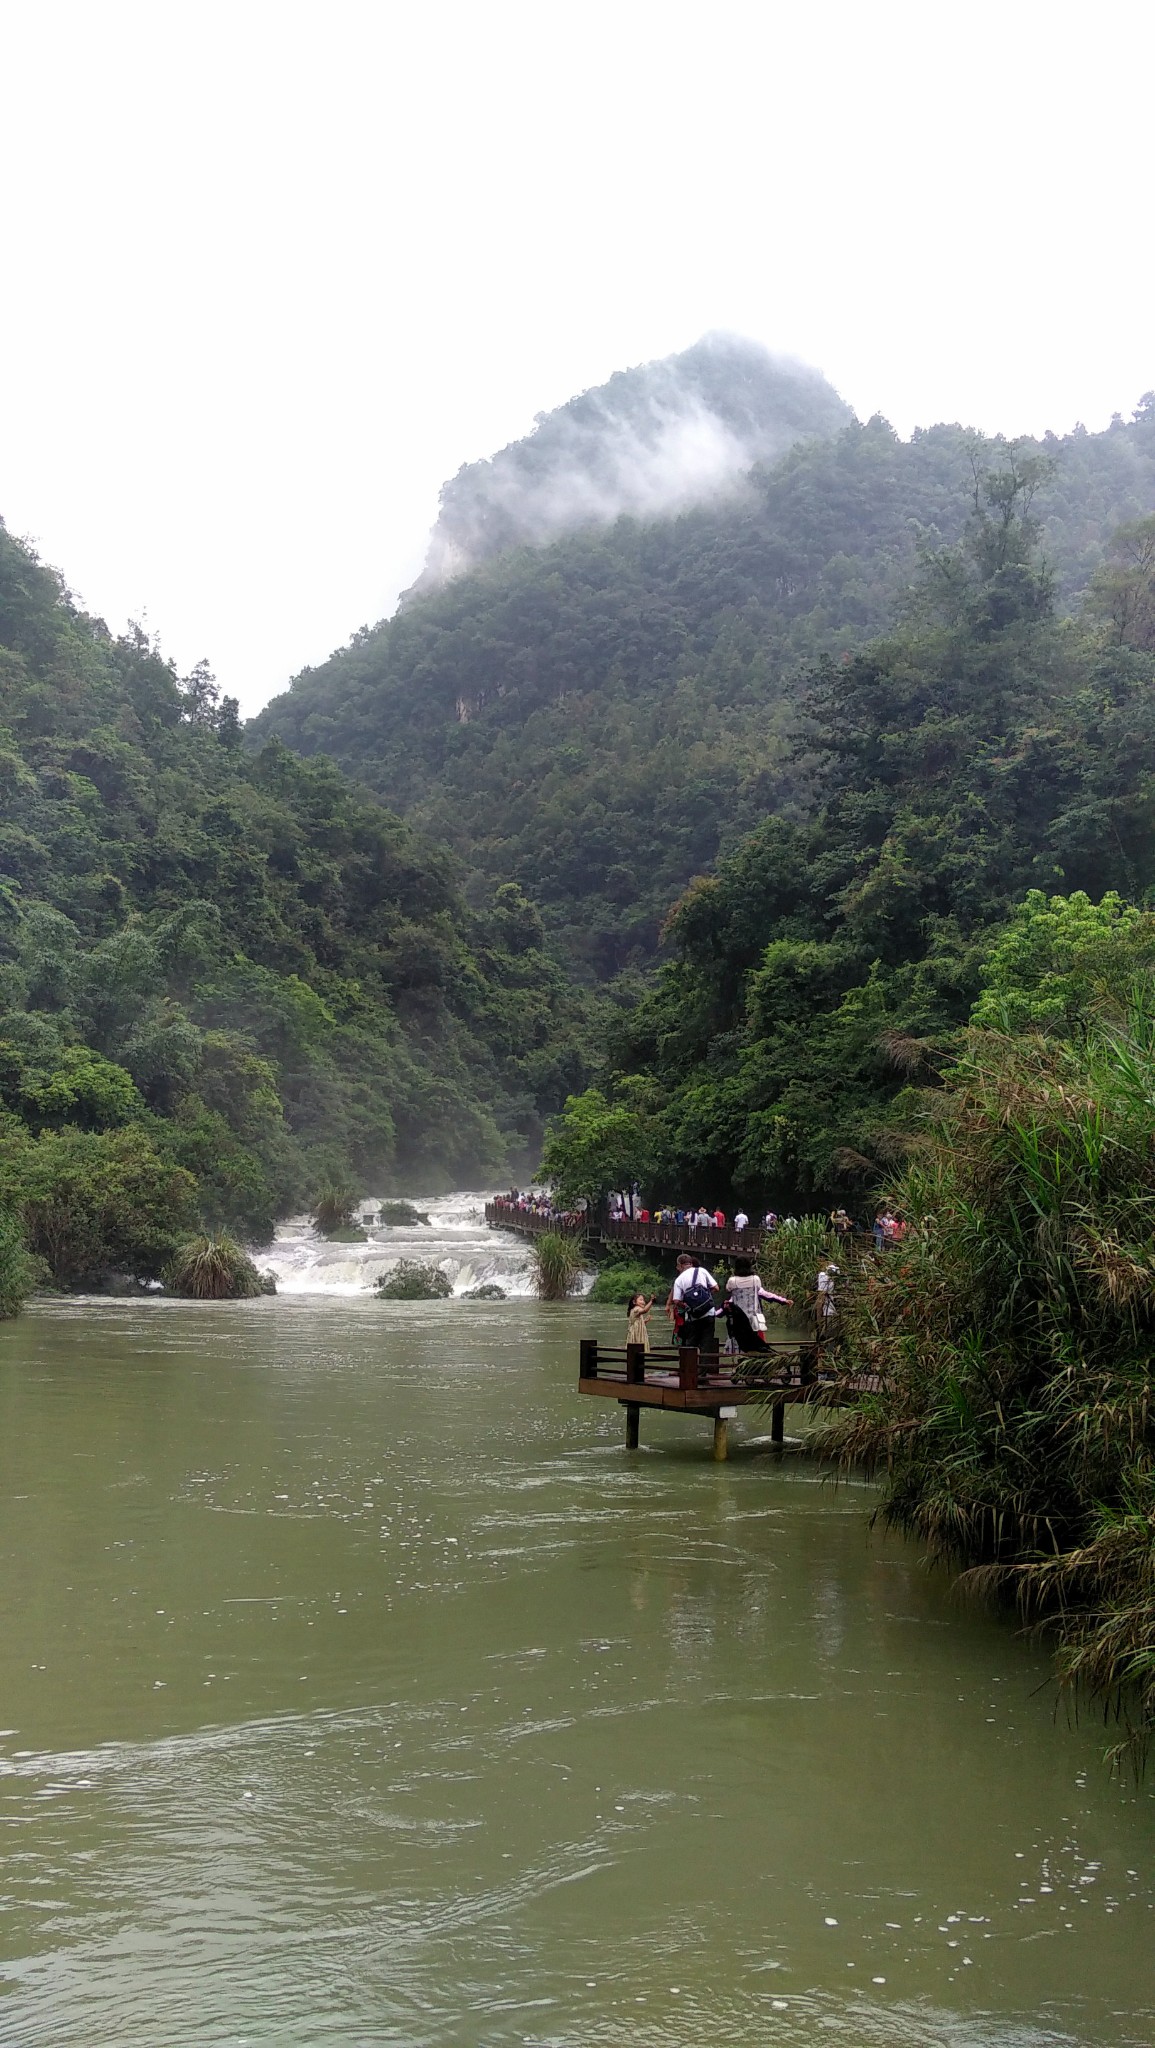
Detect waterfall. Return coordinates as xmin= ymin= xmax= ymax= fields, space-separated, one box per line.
xmin=255 ymin=1190 xmax=538 ymax=1296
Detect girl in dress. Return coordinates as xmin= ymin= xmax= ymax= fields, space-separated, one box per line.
xmin=626 ymin=1292 xmax=654 ymax=1352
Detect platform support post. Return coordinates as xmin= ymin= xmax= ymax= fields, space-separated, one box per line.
xmin=771 ymin=1398 xmax=785 ymax=1448
xmin=625 ymin=1404 xmax=640 ymax=1450
xmin=712 ymin=1413 xmax=729 ymax=1462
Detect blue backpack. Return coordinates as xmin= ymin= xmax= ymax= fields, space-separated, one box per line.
xmin=680 ymin=1268 xmax=714 ymax=1320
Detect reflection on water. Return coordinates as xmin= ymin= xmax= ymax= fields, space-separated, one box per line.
xmin=0 ymin=1291 xmax=1151 ymax=2047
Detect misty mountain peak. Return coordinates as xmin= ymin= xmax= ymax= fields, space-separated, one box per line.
xmin=413 ymin=334 xmax=853 ymax=590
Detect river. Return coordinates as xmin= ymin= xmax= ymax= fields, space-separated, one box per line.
xmin=0 ymin=1199 xmax=1151 ymax=2046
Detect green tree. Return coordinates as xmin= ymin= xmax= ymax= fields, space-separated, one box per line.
xmin=971 ymin=890 xmax=1155 ymax=1034
xmin=538 ymin=1088 xmax=651 ymax=1205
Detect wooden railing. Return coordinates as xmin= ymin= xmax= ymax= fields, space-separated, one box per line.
xmin=485 ymin=1200 xmax=770 ymax=1259
xmin=579 ymin=1338 xmax=817 ymax=1393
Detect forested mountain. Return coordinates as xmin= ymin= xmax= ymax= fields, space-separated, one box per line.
xmin=551 ymin=472 xmax=1155 ymax=1209
xmin=411 ymin=333 xmax=852 ymax=591
xmin=0 ymin=523 xmax=591 ymax=1278
xmin=255 ymin=394 xmax=1155 ymax=979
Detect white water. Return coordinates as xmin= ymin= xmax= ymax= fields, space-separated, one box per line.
xmin=255 ymin=1189 xmax=539 ymax=1296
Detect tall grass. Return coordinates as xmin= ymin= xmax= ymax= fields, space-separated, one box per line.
xmin=759 ymin=1216 xmax=844 ymax=1326
xmin=167 ymin=1232 xmax=265 ymax=1299
xmin=821 ymin=986 xmax=1155 ymax=1760
xmin=312 ymin=1184 xmax=357 ymax=1235
xmin=531 ymin=1230 xmax=585 ymax=1300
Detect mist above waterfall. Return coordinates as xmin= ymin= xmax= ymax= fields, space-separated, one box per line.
xmin=411 ymin=333 xmax=852 ymax=593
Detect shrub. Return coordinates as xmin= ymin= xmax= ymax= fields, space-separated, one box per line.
xmin=377 ymin=1201 xmax=431 ymax=1226
xmin=531 ymin=1230 xmax=584 ymax=1300
xmin=312 ymin=1183 xmax=357 ymax=1235
xmin=376 ymin=1261 xmax=452 ymax=1300
xmin=0 ymin=1208 xmax=41 ymax=1318
xmin=463 ymin=1281 xmax=506 ymax=1300
xmin=587 ymin=1256 xmax=665 ymax=1305
xmin=9 ymin=1125 xmax=198 ymax=1287
xmin=167 ymin=1232 xmax=266 ymax=1299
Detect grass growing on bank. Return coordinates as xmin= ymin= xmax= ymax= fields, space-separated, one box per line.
xmin=167 ymin=1233 xmax=268 ymax=1299
xmin=759 ymin=1218 xmax=842 ymax=1325
xmin=531 ymin=1231 xmax=584 ymax=1300
xmin=822 ymin=992 xmax=1155 ymax=1760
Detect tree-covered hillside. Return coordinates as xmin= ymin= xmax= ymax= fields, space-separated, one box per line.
xmin=254 ymin=399 xmax=1155 ymax=979
xmin=412 ymin=333 xmax=852 ymax=590
xmin=0 ymin=522 xmax=591 ymax=1281
xmin=550 ymin=476 xmax=1155 ymax=1211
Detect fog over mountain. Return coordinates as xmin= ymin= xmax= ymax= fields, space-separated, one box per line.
xmin=411 ymin=333 xmax=853 ymax=592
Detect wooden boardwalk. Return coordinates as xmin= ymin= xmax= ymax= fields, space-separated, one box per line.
xmin=485 ymin=1199 xmax=767 ymax=1261
xmin=579 ymin=1336 xmax=876 ymax=1460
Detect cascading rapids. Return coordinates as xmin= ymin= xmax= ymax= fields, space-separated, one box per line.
xmin=255 ymin=1191 xmax=539 ymax=1297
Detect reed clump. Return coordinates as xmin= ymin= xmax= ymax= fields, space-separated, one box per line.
xmin=759 ymin=1216 xmax=844 ymax=1325
xmin=821 ymin=985 xmax=1155 ymax=1760
xmin=531 ymin=1230 xmax=584 ymax=1300
xmin=312 ymin=1184 xmax=359 ymax=1236
xmin=167 ymin=1232 xmax=266 ymax=1299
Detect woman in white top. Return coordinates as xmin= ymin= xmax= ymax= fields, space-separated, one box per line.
xmin=723 ymin=1257 xmax=791 ymax=1350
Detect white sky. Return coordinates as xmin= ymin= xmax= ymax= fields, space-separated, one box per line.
xmin=1 ymin=0 xmax=1151 ymax=714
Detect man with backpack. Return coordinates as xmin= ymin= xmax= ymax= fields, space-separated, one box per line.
xmin=666 ymin=1252 xmax=721 ymax=1353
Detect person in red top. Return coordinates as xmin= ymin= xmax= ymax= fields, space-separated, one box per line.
xmin=713 ymin=1208 xmax=725 ymax=1227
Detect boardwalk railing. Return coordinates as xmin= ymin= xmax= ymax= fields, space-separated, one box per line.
xmin=485 ymin=1199 xmax=769 ymax=1260
xmin=578 ymin=1337 xmax=816 ymax=1395
xmin=577 ymin=1334 xmax=882 ymax=1458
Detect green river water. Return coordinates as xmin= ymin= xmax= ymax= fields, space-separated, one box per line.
xmin=0 ymin=1295 xmax=1152 ymax=2046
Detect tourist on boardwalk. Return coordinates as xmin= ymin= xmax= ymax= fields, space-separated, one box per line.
xmin=816 ymin=1260 xmax=840 ymax=1334
xmin=667 ymin=1252 xmax=720 ymax=1352
xmin=873 ymin=1205 xmax=891 ymax=1252
xmin=830 ymin=1206 xmax=853 ymax=1244
xmin=724 ymin=1257 xmax=792 ymax=1351
xmin=626 ymin=1291 xmax=655 ymax=1352
xmin=733 ymin=1208 xmax=749 ymax=1232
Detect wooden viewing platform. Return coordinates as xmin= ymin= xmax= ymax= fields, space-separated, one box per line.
xmin=578 ymin=1337 xmax=875 ymax=1460
xmin=485 ymin=1199 xmax=767 ymax=1261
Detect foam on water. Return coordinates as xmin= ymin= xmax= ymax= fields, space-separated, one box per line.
xmin=256 ymin=1189 xmax=539 ymax=1296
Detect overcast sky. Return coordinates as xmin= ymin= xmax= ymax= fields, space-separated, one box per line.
xmin=2 ymin=0 xmax=1151 ymax=714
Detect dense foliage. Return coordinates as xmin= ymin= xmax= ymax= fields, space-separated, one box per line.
xmin=825 ymin=944 xmax=1155 ymax=1754
xmin=375 ymin=1261 xmax=452 ymax=1299
xmin=578 ymin=479 xmax=1155 ymax=1211
xmin=255 ymin=402 xmax=1155 ymax=978
xmin=0 ymin=521 xmax=593 ymax=1285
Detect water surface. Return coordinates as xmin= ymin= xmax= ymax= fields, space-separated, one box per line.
xmin=0 ymin=1292 xmax=1151 ymax=2046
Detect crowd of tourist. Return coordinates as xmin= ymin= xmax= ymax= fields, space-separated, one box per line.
xmin=494 ymin=1190 xmax=909 ymax=1251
